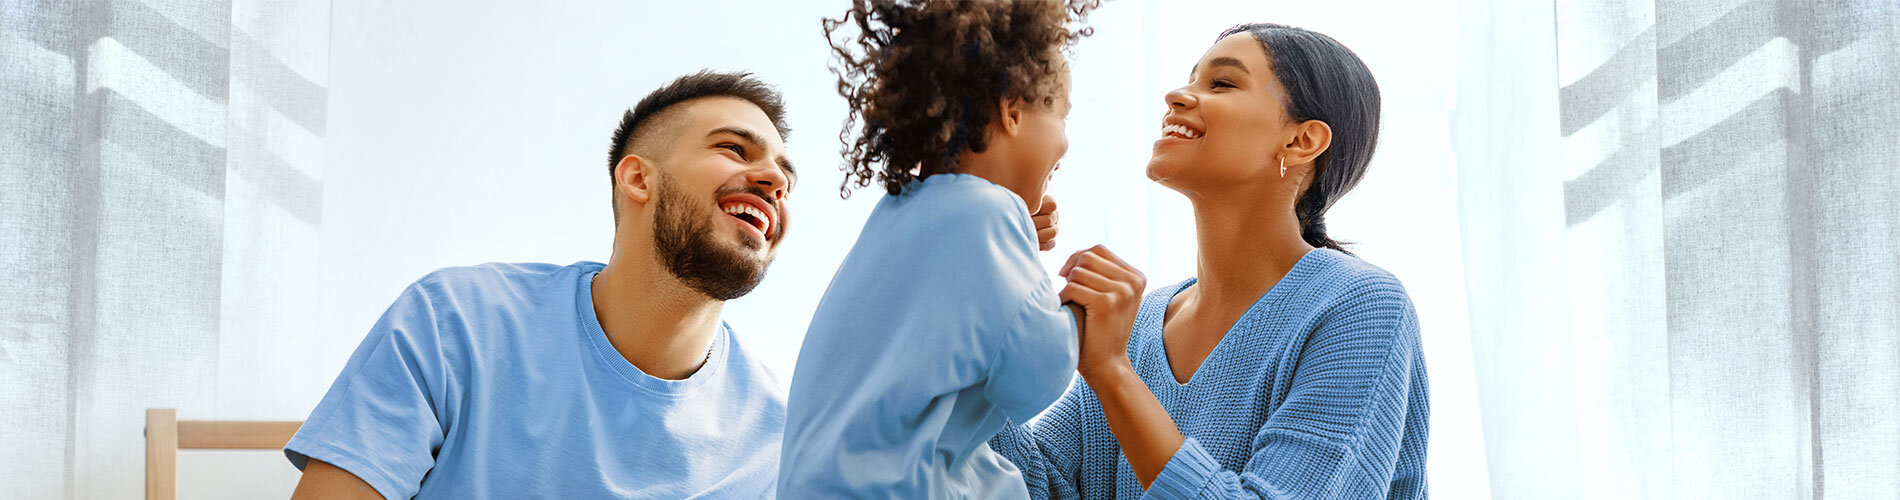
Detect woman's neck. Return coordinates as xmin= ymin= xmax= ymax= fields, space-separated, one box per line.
xmin=1184 ymin=187 xmax=1314 ymax=312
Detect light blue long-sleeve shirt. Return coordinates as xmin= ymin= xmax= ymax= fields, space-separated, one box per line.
xmin=779 ymin=173 xmax=1080 ymax=499
xmin=990 ymin=249 xmax=1429 ymax=499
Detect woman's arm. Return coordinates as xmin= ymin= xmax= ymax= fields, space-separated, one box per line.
xmin=1065 ymin=251 xmax=1425 ymax=498
xmin=1081 ymin=361 xmax=1184 ymax=490
xmin=1057 ymin=245 xmax=1181 ymax=488
xmin=1147 ymin=292 xmax=1421 ymax=499
xmin=990 ymin=379 xmax=1095 ymax=499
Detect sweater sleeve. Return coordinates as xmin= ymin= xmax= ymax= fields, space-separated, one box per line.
xmin=990 ymin=376 xmax=1097 ymax=500
xmin=1142 ymin=278 xmax=1423 ymax=500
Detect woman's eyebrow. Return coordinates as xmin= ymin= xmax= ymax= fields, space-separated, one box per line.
xmin=1188 ymin=56 xmax=1252 ymax=79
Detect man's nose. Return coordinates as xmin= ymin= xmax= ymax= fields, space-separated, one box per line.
xmin=748 ymin=165 xmax=789 ymax=201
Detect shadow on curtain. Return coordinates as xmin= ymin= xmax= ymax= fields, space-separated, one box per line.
xmin=1457 ymin=0 xmax=1898 ymax=498
xmin=0 ymin=0 xmax=330 ymax=497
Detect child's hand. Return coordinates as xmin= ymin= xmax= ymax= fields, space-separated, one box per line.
xmin=1058 ymin=245 xmax=1146 ymax=380
xmin=1032 ymin=194 xmax=1059 ymax=251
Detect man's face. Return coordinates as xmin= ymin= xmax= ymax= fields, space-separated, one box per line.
xmin=647 ymin=97 xmax=794 ymax=300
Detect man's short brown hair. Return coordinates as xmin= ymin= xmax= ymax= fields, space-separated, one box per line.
xmin=606 ymin=70 xmax=790 ymax=221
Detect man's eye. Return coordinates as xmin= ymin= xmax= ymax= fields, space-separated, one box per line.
xmin=719 ymin=143 xmax=746 ymax=157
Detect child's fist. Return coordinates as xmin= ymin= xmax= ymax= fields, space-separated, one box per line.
xmin=1032 ymin=194 xmax=1059 ymax=251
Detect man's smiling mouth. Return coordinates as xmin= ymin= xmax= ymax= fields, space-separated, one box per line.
xmin=718 ymin=197 xmax=773 ymax=240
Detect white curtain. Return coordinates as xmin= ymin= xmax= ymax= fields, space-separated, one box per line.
xmin=1456 ymin=0 xmax=1900 ymax=498
xmin=5 ymin=0 xmax=1894 ymax=498
xmin=1 ymin=0 xmax=330 ymax=497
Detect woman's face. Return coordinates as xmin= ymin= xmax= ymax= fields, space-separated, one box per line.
xmin=1147 ymin=33 xmax=1293 ymax=192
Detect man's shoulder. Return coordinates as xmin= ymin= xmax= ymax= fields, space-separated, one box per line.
xmin=381 ymin=261 xmax=599 ymax=349
xmin=410 ymin=261 xmax=599 ymax=303
xmin=414 ymin=261 xmax=585 ymax=287
xmin=719 ymin=322 xmax=789 ymax=405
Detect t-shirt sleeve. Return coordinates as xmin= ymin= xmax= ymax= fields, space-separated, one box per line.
xmin=285 ymin=282 xmax=452 ymax=500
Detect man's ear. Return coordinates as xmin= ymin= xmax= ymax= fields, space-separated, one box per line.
xmin=615 ymin=154 xmax=656 ymax=208
xmin=993 ymin=98 xmax=1025 ymax=138
xmin=1283 ymin=119 xmax=1333 ymax=174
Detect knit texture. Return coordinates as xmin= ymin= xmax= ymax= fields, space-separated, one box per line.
xmin=991 ymin=248 xmax=1429 ymax=499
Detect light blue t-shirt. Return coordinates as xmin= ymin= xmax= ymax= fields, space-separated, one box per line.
xmin=779 ymin=173 xmax=1080 ymax=499
xmin=286 ymin=261 xmax=786 ymax=499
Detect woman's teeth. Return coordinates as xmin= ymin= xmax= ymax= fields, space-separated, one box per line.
xmin=1162 ymin=123 xmax=1200 ymax=139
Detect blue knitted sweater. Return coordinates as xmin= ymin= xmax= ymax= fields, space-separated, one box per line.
xmin=990 ymin=249 xmax=1428 ymax=499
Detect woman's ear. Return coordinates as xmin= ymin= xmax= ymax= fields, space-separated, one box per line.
xmin=1283 ymin=119 xmax=1333 ymax=172
xmin=615 ymin=154 xmax=656 ymax=208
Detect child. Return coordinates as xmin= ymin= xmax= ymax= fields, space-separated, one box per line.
xmin=777 ymin=0 xmax=1109 ymax=498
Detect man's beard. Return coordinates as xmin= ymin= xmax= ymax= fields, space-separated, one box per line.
xmin=651 ymin=172 xmax=773 ymax=300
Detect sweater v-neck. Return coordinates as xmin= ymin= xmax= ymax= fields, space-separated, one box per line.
xmin=1152 ymin=248 xmax=1330 ymax=386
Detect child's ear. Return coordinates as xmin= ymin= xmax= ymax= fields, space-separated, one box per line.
xmin=615 ymin=154 xmax=657 ymax=207
xmin=995 ymin=98 xmax=1025 ymax=137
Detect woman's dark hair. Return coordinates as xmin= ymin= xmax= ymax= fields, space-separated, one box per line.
xmin=1221 ymin=23 xmax=1380 ymax=254
xmin=824 ymin=0 xmax=1099 ymax=197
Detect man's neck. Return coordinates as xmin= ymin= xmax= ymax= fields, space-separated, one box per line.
xmin=590 ymin=249 xmax=724 ymax=380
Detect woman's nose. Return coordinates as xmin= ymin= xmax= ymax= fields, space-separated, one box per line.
xmin=1165 ymin=86 xmax=1195 ymax=110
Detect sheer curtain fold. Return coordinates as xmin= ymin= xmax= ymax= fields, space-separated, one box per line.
xmin=0 ymin=0 xmax=329 ymax=497
xmin=1459 ymin=0 xmax=1900 ymax=497
xmin=6 ymin=0 xmax=1895 ymax=498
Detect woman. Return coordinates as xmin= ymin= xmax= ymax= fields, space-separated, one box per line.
xmin=994 ymin=23 xmax=1428 ymax=499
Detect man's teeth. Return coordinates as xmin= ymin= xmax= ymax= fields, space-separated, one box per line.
xmin=1162 ymin=123 xmax=1200 ymax=139
xmin=721 ymin=203 xmax=771 ymax=234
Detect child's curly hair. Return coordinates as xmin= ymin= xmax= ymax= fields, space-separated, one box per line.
xmin=824 ymin=0 xmax=1100 ymax=197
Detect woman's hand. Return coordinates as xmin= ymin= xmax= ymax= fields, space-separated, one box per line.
xmin=1058 ymin=244 xmax=1146 ymax=382
xmin=1033 ymin=193 xmax=1059 ymax=251
xmin=1060 ymin=245 xmax=1180 ymax=489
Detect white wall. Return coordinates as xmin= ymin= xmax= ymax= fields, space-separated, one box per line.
xmin=203 ymin=0 xmax=1488 ymax=496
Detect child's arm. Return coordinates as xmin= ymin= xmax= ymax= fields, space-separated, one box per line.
xmin=982 ymin=287 xmax=1081 ymax=425
xmin=988 ymin=296 xmax=1089 ymax=499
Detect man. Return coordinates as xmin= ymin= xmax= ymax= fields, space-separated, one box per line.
xmin=286 ymin=71 xmax=799 ymax=498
